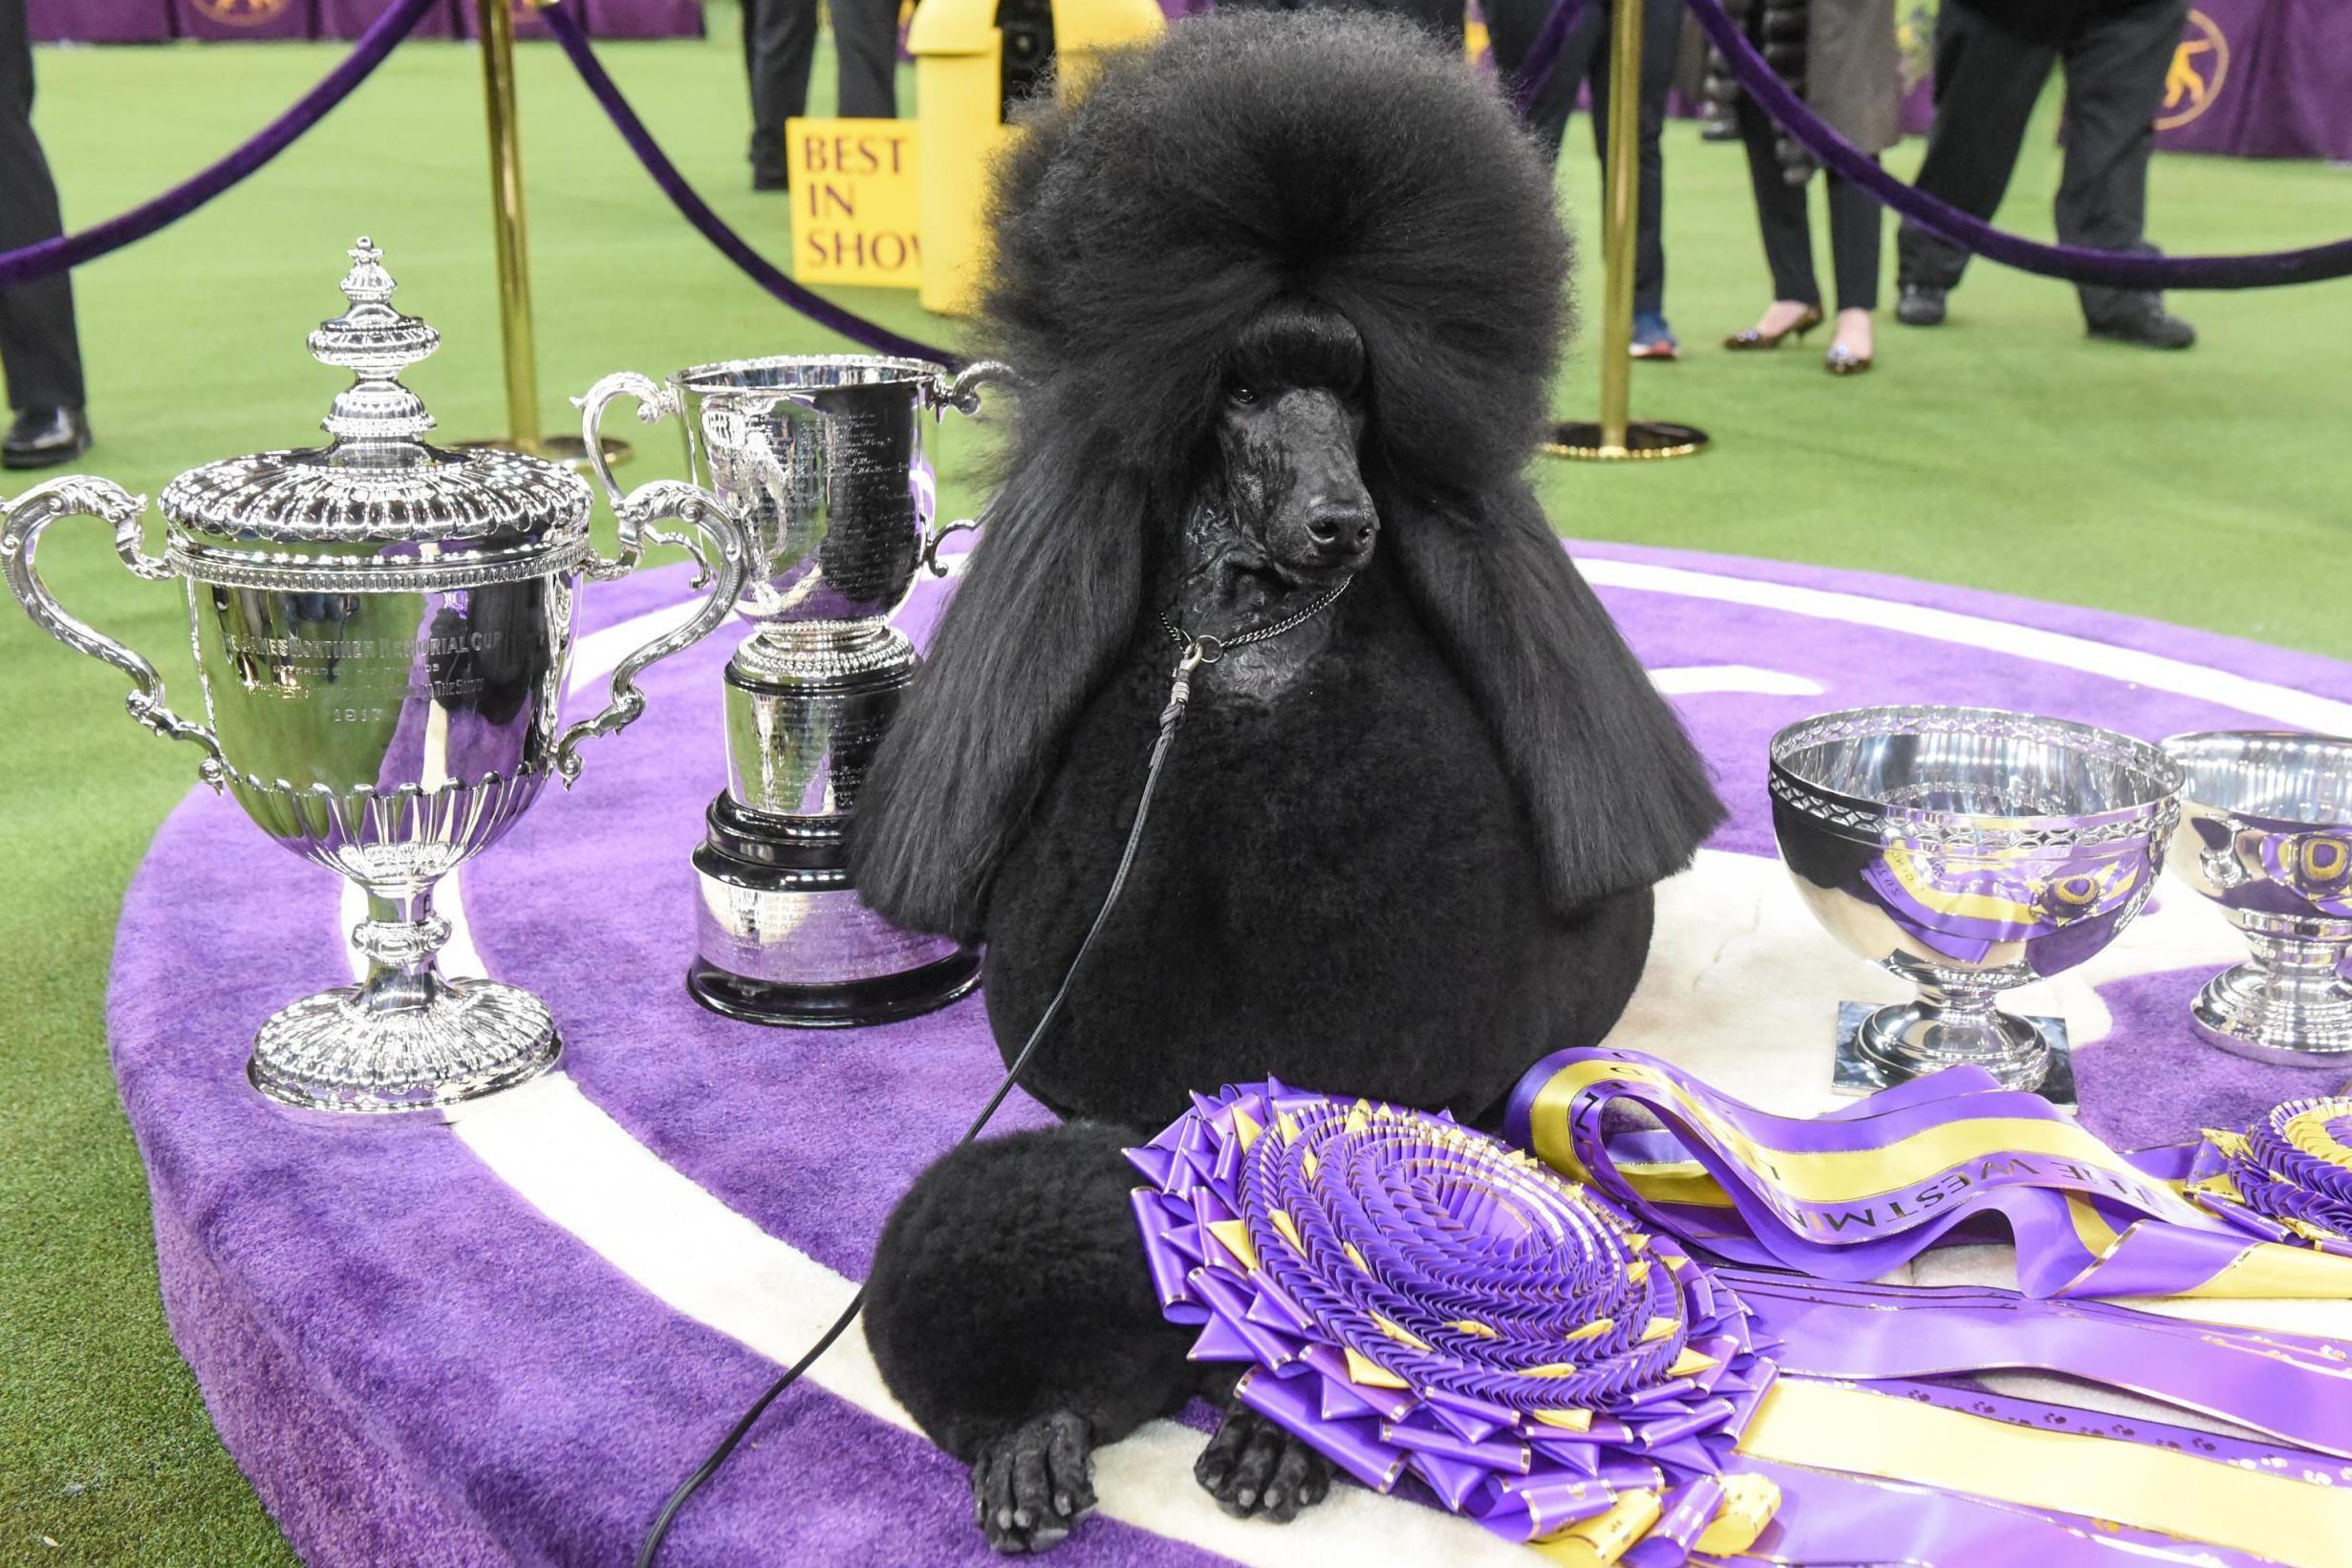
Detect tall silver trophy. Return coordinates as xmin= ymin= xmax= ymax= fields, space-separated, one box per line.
xmin=578 ymin=355 xmax=1004 ymax=1025
xmin=0 ymin=240 xmax=752 ymax=1116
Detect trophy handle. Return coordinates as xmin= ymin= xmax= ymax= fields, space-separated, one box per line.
xmin=919 ymin=360 xmax=1016 ymax=575
xmin=936 ymin=358 xmax=1016 ymax=417
xmin=0 ymin=476 xmax=227 ymax=786
xmin=572 ymin=370 xmax=680 ymax=511
xmin=553 ymin=480 xmax=751 ymax=785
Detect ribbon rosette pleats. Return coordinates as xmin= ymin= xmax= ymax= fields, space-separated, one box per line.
xmin=2190 ymin=1097 xmax=2352 ymax=1255
xmin=1128 ymin=1083 xmax=1780 ymax=1564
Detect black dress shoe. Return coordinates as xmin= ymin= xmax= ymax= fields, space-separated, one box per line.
xmin=2 ymin=406 xmax=91 ymax=470
xmin=752 ymin=168 xmax=789 ymax=192
xmin=1894 ymin=283 xmax=1947 ymax=328
xmin=2087 ymin=298 xmax=2197 ymax=350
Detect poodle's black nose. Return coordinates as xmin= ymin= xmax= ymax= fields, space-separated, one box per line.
xmin=1305 ymin=505 xmax=1377 ymax=559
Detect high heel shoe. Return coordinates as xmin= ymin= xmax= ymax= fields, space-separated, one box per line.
xmin=1723 ymin=305 xmax=1823 ymax=351
xmin=1823 ymin=342 xmax=1873 ymax=376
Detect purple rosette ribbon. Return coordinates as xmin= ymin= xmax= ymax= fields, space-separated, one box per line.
xmin=2190 ymin=1097 xmax=2352 ymax=1256
xmin=1132 ymin=1078 xmax=2352 ymax=1564
xmin=1128 ymin=1082 xmax=1783 ymax=1563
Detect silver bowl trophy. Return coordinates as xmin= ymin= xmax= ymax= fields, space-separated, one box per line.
xmin=2160 ymin=730 xmax=2352 ymax=1063
xmin=0 ymin=240 xmax=752 ymax=1117
xmin=578 ymin=354 xmax=1005 ymax=1026
xmin=1770 ymin=705 xmax=2182 ymax=1104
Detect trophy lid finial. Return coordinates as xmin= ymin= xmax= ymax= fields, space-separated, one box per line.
xmin=309 ymin=235 xmax=440 ymax=447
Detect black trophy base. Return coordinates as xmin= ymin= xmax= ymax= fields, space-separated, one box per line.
xmin=687 ymin=793 xmax=982 ymax=1029
xmin=686 ymin=951 xmax=982 ymax=1029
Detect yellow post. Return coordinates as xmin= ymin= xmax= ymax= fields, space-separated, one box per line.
xmin=1547 ymin=0 xmax=1706 ymax=462
xmin=911 ymin=0 xmax=1163 ymax=317
xmin=456 ymin=0 xmax=620 ymax=468
xmin=478 ymin=0 xmax=541 ymax=452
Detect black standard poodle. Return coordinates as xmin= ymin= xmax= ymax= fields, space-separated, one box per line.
xmin=849 ymin=12 xmax=1723 ymax=1552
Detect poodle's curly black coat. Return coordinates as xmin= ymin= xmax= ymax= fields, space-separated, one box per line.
xmin=852 ymin=12 xmax=1723 ymax=1548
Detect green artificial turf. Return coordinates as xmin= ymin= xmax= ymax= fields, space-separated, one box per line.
xmin=3 ymin=10 xmax=2347 ymax=1561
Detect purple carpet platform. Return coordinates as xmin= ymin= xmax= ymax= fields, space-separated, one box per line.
xmin=110 ymin=542 xmax=2352 ymax=1567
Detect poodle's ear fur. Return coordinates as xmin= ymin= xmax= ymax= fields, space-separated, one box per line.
xmin=1389 ymin=481 xmax=1726 ymax=910
xmin=853 ymin=453 xmax=1155 ymax=944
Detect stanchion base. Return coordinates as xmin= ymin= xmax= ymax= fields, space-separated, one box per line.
xmin=1543 ymin=420 xmax=1710 ymax=462
xmin=450 ymin=435 xmax=632 ymax=473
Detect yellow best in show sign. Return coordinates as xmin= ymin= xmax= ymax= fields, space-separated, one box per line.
xmin=786 ymin=118 xmax=922 ymax=290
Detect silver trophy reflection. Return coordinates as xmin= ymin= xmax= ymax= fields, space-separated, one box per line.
xmin=0 ymin=240 xmax=751 ymax=1116
xmin=1771 ymin=705 xmax=2181 ymax=1104
xmin=578 ymin=355 xmax=1006 ymax=1025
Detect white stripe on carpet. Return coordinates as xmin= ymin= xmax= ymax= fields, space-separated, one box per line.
xmin=1580 ymin=557 xmax=2352 ymax=734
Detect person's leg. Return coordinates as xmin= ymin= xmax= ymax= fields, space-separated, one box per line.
xmin=2058 ymin=0 xmax=2192 ymax=335
xmin=1826 ymin=166 xmax=1882 ymax=313
xmin=0 ymin=0 xmax=84 ymax=425
xmin=1493 ymin=0 xmax=1598 ymax=163
xmin=1824 ymin=165 xmax=1880 ymax=368
xmin=1894 ymin=1 xmax=2055 ymax=299
xmin=744 ymin=0 xmax=817 ymax=186
xmin=831 ymin=0 xmax=899 ymax=119
xmin=1734 ymin=92 xmax=1823 ymax=316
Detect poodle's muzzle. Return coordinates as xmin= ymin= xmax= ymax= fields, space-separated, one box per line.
xmin=1221 ymin=386 xmax=1377 ymax=588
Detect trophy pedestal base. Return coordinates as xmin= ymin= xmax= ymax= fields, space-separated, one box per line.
xmin=2190 ymin=958 xmax=2352 ymax=1064
xmin=687 ymin=794 xmax=981 ymax=1030
xmin=247 ymin=977 xmax=563 ymax=1119
xmin=1832 ymin=999 xmax=2075 ymax=1108
xmin=686 ymin=951 xmax=981 ymax=1028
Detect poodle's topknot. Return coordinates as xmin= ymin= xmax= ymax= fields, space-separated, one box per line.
xmin=984 ymin=11 xmax=1571 ymax=491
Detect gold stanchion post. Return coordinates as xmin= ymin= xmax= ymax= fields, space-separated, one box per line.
xmin=455 ymin=0 xmax=626 ymax=470
xmin=1548 ymin=0 xmax=1706 ymax=462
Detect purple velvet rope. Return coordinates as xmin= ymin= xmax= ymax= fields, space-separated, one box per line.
xmin=1685 ymin=0 xmax=2352 ymax=291
xmin=539 ymin=1 xmax=961 ymax=367
xmin=0 ymin=0 xmax=437 ymax=291
xmin=1508 ymin=0 xmax=1587 ymax=115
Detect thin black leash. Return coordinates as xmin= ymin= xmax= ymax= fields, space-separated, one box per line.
xmin=636 ymin=580 xmax=1350 ymax=1567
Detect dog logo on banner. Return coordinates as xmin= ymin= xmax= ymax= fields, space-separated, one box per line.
xmin=191 ymin=0 xmax=291 ymax=22
xmin=2159 ymin=9 xmax=2229 ymax=129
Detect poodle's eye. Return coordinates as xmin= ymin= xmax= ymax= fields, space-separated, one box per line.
xmin=1226 ymin=381 xmax=1259 ymax=407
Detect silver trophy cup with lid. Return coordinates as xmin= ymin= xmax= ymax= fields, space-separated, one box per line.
xmin=578 ymin=354 xmax=1004 ymax=1026
xmin=0 ymin=239 xmax=753 ymax=1116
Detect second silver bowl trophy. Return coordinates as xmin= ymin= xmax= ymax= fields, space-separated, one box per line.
xmin=2161 ymin=731 xmax=2352 ymax=1062
xmin=1771 ymin=705 xmax=2183 ymax=1104
xmin=579 ymin=354 xmax=1005 ymax=1026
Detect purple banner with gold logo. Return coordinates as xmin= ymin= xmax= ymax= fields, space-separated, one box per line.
xmin=1899 ymin=0 xmax=2352 ymax=162
xmin=582 ymin=0 xmax=702 ymax=38
xmin=317 ymin=0 xmax=451 ymax=39
xmin=170 ymin=0 xmax=312 ymax=40
xmin=29 ymin=0 xmax=174 ymax=41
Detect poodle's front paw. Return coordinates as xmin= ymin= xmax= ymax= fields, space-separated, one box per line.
xmin=1194 ymin=1403 xmax=1332 ymax=1522
xmin=972 ymin=1410 xmax=1096 ymax=1554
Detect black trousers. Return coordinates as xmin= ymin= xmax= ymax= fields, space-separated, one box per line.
xmin=1736 ymin=95 xmax=1881 ymax=312
xmin=0 ymin=0 xmax=82 ymax=413
xmin=744 ymin=0 xmax=901 ymax=180
xmin=1486 ymin=0 xmax=1679 ymax=318
xmin=1895 ymin=0 xmax=2186 ymax=323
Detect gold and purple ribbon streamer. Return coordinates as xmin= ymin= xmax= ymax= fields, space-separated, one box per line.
xmin=1136 ymin=1078 xmax=2352 ymax=1565
xmin=1504 ymin=1046 xmax=2352 ymax=1300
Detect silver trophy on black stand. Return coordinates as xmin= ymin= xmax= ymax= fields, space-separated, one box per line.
xmin=579 ymin=355 xmax=1004 ymax=1026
